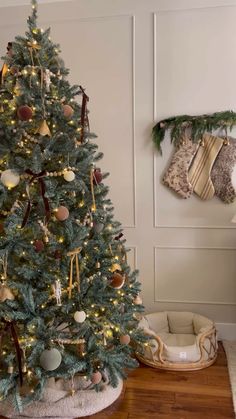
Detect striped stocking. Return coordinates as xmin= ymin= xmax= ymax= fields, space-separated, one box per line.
xmin=188 ymin=133 xmax=224 ymax=200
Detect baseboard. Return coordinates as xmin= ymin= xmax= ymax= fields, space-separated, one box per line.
xmin=215 ymin=322 xmax=236 ymax=341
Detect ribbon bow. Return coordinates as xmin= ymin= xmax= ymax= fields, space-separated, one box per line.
xmin=79 ymin=86 xmax=89 ymax=142
xmin=0 ymin=320 xmax=23 ymax=386
xmin=21 ymin=170 xmax=50 ymax=228
xmin=27 ymin=40 xmax=41 ymax=66
xmin=67 ymin=247 xmax=82 ymax=299
xmin=0 ymin=42 xmax=12 ymax=85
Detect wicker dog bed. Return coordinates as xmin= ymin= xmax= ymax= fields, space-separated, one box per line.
xmin=136 ymin=311 xmax=218 ymax=371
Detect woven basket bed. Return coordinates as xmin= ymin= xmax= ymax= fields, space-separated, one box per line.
xmin=136 ymin=311 xmax=218 ymax=371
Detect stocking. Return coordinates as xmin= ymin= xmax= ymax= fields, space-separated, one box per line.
xmin=162 ymin=137 xmax=199 ymax=199
xmin=211 ymin=137 xmax=236 ymax=203
xmin=188 ymin=133 xmax=224 ymax=200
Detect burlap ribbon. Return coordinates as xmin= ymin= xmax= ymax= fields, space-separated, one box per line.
xmin=21 ymin=170 xmax=50 ymax=228
xmin=67 ymin=248 xmax=82 ymax=298
xmin=27 ymin=41 xmax=41 ymax=67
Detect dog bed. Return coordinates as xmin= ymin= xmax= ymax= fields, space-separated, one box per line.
xmin=136 ymin=311 xmax=217 ymax=371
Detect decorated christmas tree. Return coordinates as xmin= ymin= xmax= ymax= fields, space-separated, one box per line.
xmin=0 ymin=0 xmax=145 ymax=414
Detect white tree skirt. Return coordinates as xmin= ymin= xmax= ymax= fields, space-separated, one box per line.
xmin=0 ymin=375 xmax=123 ymax=419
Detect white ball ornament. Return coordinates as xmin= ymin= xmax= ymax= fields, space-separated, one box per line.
xmin=63 ymin=170 xmax=75 ymax=182
xmin=1 ymin=169 xmax=20 ymax=189
xmin=74 ymin=310 xmax=86 ymax=323
xmin=39 ymin=348 xmax=62 ymax=371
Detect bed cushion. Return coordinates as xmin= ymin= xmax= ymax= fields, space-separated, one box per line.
xmin=163 ymin=342 xmax=201 ymax=363
xmin=146 ymin=311 xmax=169 ymax=334
xmin=167 ymin=311 xmax=195 ymax=334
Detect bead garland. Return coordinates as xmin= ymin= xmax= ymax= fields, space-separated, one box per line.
xmin=14 ymin=167 xmax=78 ymax=180
xmin=16 ymin=65 xmax=56 ymax=79
xmin=52 ymin=338 xmax=85 ymax=345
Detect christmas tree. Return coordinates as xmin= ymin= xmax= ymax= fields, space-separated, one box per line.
xmin=0 ymin=0 xmax=145 ymax=411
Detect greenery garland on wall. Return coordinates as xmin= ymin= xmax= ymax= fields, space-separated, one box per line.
xmin=152 ymin=110 xmax=236 ymax=153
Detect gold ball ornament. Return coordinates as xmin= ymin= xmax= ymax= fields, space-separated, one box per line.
xmin=74 ymin=310 xmax=86 ymax=323
xmin=1 ymin=169 xmax=20 ymax=188
xmin=55 ymin=206 xmax=69 ymax=221
xmin=91 ymin=371 xmax=102 ymax=385
xmin=0 ymin=284 xmax=15 ymax=302
xmin=119 ymin=334 xmax=130 ymax=345
xmin=63 ymin=104 xmax=74 ymax=119
xmin=63 ymin=170 xmax=75 ymax=182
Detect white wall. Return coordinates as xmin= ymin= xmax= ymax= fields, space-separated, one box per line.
xmin=0 ymin=0 xmax=236 ymax=334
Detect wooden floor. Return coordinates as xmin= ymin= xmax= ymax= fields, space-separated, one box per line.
xmin=0 ymin=343 xmax=234 ymax=419
xmin=82 ymin=342 xmax=234 ymax=419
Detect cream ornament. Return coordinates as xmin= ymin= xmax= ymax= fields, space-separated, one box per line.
xmin=37 ymin=120 xmax=51 ymax=137
xmin=0 ymin=284 xmax=14 ymax=302
xmin=39 ymin=348 xmax=62 ymax=371
xmin=74 ymin=310 xmax=86 ymax=323
xmin=63 ymin=170 xmax=75 ymax=182
xmin=1 ymin=169 xmax=20 ymax=188
xmin=134 ymin=295 xmax=142 ymax=305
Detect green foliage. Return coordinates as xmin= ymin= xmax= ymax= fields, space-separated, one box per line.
xmin=152 ymin=110 xmax=236 ymax=153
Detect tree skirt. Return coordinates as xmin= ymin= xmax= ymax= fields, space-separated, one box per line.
xmin=223 ymin=340 xmax=236 ymax=416
xmin=0 ymin=375 xmax=123 ymax=419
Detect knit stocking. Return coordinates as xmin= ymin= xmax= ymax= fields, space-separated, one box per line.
xmin=211 ymin=137 xmax=236 ymax=203
xmin=188 ymin=133 xmax=224 ymax=200
xmin=162 ymin=137 xmax=199 ymax=199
